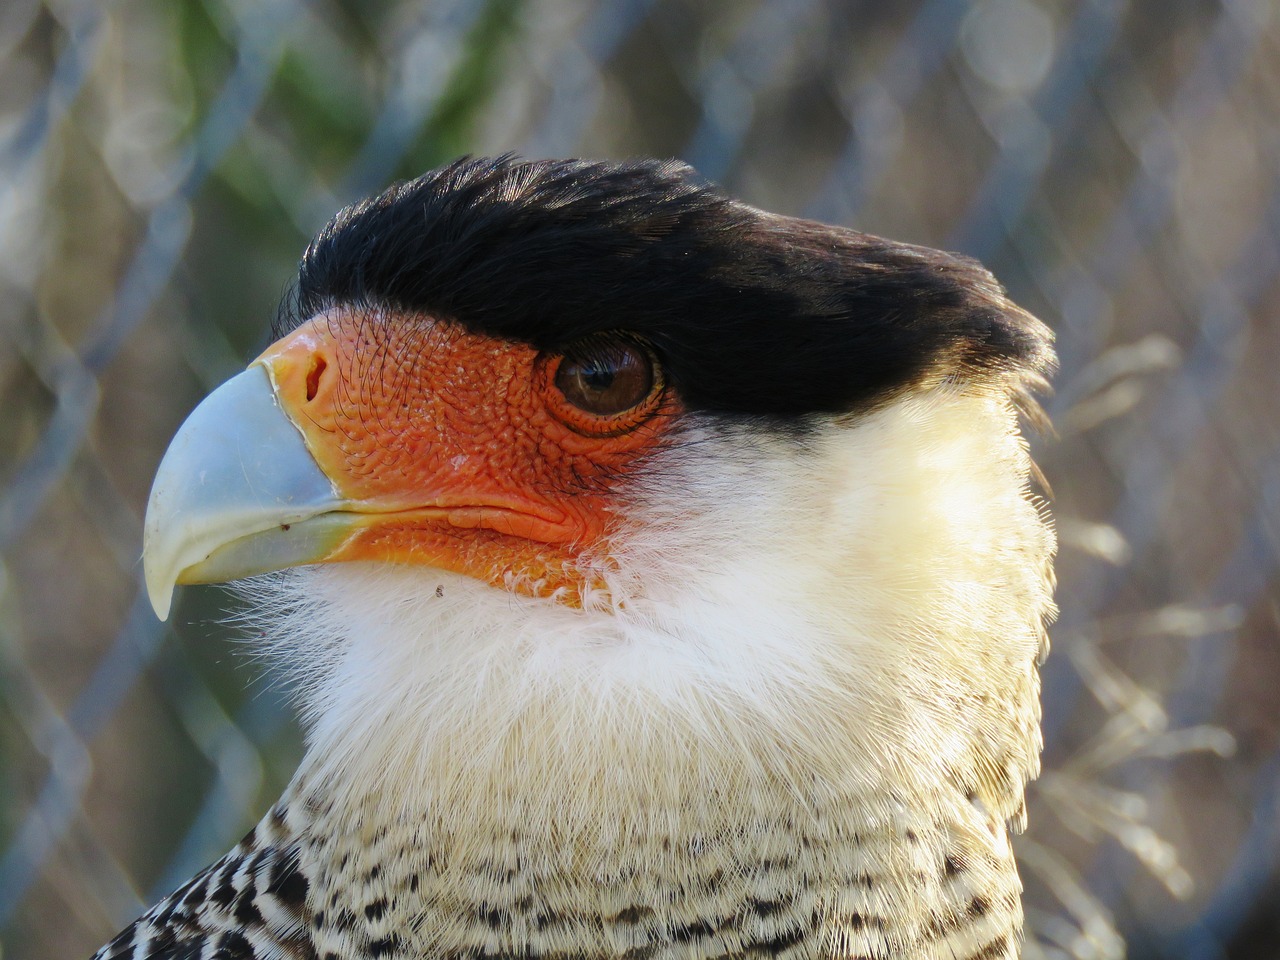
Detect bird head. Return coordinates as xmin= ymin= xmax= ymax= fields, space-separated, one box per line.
xmin=144 ymin=154 xmax=1054 ymax=839
xmin=135 ymin=157 xmax=1058 ymax=957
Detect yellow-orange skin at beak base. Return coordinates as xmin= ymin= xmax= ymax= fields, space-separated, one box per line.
xmin=142 ymin=309 xmax=680 ymax=618
xmin=247 ymin=311 xmax=678 ymax=604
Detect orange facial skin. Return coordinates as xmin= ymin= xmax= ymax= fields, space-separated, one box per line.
xmin=256 ymin=310 xmax=683 ymax=603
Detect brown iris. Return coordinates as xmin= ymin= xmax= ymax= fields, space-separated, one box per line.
xmin=546 ymin=338 xmax=663 ymax=435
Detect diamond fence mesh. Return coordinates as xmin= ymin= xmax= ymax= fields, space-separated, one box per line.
xmin=1 ymin=0 xmax=1278 ymax=957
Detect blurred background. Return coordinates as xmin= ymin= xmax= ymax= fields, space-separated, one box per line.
xmin=1 ymin=0 xmax=1277 ymax=956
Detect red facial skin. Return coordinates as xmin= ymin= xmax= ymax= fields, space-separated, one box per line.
xmin=256 ymin=310 xmax=682 ymax=604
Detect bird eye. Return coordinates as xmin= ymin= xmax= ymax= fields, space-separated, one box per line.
xmin=556 ymin=342 xmax=654 ymax=415
xmin=545 ymin=338 xmax=664 ymax=435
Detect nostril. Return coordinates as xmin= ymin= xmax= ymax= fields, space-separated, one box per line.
xmin=305 ymin=355 xmax=327 ymax=402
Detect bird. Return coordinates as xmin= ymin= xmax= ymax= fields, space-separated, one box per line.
xmin=97 ymin=156 xmax=1056 ymax=960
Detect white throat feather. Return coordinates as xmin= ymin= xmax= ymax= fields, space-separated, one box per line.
xmin=237 ymin=382 xmax=1055 ymax=959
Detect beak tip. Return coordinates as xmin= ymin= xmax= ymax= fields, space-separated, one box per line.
xmin=150 ymin=593 xmax=173 ymax=622
xmin=144 ymin=559 xmax=175 ymax=621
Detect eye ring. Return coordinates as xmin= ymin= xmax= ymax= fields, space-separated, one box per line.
xmin=541 ymin=336 xmax=665 ymax=436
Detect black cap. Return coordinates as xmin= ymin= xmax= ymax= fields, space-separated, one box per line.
xmin=283 ymin=156 xmax=1053 ymax=421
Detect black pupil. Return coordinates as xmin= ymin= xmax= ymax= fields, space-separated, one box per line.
xmin=581 ymin=363 xmax=616 ymax=392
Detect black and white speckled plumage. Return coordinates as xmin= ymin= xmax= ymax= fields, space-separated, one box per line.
xmin=100 ymin=157 xmax=1055 ymax=960
xmin=94 ymin=808 xmax=312 ymax=960
xmin=99 ymin=774 xmax=1028 ymax=960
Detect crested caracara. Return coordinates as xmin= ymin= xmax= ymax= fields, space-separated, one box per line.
xmin=101 ymin=156 xmax=1056 ymax=960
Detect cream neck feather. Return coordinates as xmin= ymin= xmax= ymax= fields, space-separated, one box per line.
xmin=243 ymin=383 xmax=1055 ymax=959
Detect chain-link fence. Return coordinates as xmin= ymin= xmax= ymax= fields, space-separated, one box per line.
xmin=2 ymin=0 xmax=1278 ymax=957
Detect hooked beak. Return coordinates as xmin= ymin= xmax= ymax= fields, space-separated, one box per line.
xmin=142 ymin=364 xmax=350 ymax=619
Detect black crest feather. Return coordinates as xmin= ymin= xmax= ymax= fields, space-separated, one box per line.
xmin=281 ymin=156 xmax=1052 ymax=419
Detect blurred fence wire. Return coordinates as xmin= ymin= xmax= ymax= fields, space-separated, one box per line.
xmin=2 ymin=0 xmax=1278 ymax=957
